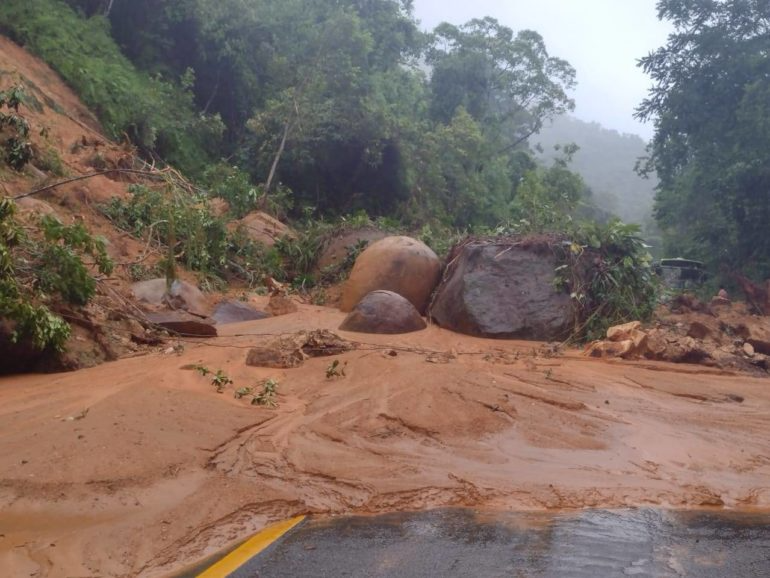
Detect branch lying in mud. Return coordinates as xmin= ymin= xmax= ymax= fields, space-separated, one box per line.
xmin=12 ymin=165 xmax=199 ymax=200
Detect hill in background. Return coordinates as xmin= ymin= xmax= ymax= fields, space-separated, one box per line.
xmin=533 ymin=115 xmax=657 ymax=229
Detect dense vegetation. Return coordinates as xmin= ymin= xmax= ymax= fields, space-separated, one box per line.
xmin=1 ymin=0 xmax=589 ymax=229
xmin=0 ymin=0 xmax=223 ymax=174
xmin=0 ymin=197 xmax=113 ymax=352
xmin=20 ymin=0 xmax=770 ymax=351
xmin=637 ymin=0 xmax=770 ymax=285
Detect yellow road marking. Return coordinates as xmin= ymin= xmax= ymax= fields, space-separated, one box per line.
xmin=197 ymin=515 xmax=306 ymax=577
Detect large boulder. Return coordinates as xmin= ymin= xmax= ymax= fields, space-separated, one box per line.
xmin=429 ymin=240 xmax=573 ymax=340
xmin=231 ymin=211 xmax=292 ymax=247
xmin=340 ymin=236 xmax=441 ymax=314
xmin=131 ymin=278 xmax=210 ymax=317
xmin=340 ymin=290 xmax=427 ymax=335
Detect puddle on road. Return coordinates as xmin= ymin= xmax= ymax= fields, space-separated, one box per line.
xmin=235 ymin=508 xmax=770 ymax=577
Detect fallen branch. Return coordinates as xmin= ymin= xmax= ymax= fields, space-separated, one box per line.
xmin=12 ymin=168 xmax=172 ymax=200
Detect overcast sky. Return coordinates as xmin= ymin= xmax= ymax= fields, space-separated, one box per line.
xmin=412 ymin=0 xmax=672 ymax=140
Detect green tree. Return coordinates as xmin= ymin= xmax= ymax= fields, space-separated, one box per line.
xmin=637 ymin=0 xmax=770 ymax=281
xmin=427 ymin=17 xmax=576 ymax=150
xmin=510 ymin=150 xmax=587 ymax=233
xmin=0 ymin=0 xmax=223 ymax=175
xmin=241 ymin=0 xmax=422 ymax=216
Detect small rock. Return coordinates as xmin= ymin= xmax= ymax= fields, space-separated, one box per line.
xmin=718 ymin=288 xmax=729 ymax=300
xmin=687 ymin=321 xmax=712 ymax=340
xmin=231 ymin=211 xmax=293 ymax=247
xmin=132 ymin=278 xmax=210 ymax=317
xmin=15 ymin=197 xmax=57 ymax=216
xmin=607 ymin=321 xmax=642 ymax=341
xmin=267 ymin=294 xmax=298 ymax=316
xmin=585 ymin=339 xmax=635 ymax=358
xmin=743 ymin=342 xmax=755 ymax=357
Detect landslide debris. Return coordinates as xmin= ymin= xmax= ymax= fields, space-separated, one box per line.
xmin=246 ymin=329 xmax=353 ymax=369
xmin=586 ymin=300 xmax=770 ymax=375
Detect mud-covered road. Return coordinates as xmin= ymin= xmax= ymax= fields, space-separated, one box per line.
xmin=237 ymin=508 xmax=770 ymax=578
xmin=1 ymin=306 xmax=769 ymax=577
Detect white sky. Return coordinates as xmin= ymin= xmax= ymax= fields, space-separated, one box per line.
xmin=412 ymin=0 xmax=672 ymax=140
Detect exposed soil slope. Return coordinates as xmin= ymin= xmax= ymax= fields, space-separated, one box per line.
xmin=1 ymin=306 xmax=769 ymax=577
xmin=0 ymin=35 xmax=208 ymax=370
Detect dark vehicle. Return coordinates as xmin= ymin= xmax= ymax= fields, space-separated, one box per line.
xmin=655 ymin=258 xmax=707 ymax=290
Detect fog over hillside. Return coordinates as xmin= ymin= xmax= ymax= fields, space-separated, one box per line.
xmin=533 ymin=115 xmax=657 ymax=227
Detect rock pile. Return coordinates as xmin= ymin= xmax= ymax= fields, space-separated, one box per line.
xmin=585 ymin=303 xmax=770 ymax=374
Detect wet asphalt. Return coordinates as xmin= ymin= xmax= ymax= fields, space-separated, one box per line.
xmin=229 ymin=508 xmax=770 ymax=577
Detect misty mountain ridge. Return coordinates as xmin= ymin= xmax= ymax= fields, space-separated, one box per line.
xmin=533 ymin=115 xmax=657 ymax=227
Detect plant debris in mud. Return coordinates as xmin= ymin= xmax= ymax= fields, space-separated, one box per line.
xmin=235 ymin=378 xmax=280 ymax=407
xmin=193 ymin=365 xmax=233 ymax=393
xmin=325 ymin=359 xmax=347 ymax=379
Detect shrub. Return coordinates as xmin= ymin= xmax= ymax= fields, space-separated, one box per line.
xmin=0 ymin=198 xmax=113 ymax=351
xmin=0 ymin=85 xmax=33 ymax=170
xmin=555 ymin=220 xmax=659 ymax=341
xmin=103 ymin=183 xmax=283 ymax=286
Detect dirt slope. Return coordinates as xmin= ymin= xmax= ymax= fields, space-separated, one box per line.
xmin=1 ymin=306 xmax=769 ymax=577
xmin=0 ymin=35 xmax=199 ymax=370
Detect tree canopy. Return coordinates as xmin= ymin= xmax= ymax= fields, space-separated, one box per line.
xmin=2 ymin=0 xmax=595 ymax=230
xmin=637 ymin=0 xmax=770 ymax=281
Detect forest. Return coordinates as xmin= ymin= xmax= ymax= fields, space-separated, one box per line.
xmin=0 ymin=0 xmax=591 ymax=230
xmin=1 ymin=0 xmax=769 ymax=350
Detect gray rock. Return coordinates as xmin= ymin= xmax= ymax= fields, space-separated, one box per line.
xmin=430 ymin=241 xmax=573 ymax=341
xmin=212 ymin=300 xmax=269 ymax=325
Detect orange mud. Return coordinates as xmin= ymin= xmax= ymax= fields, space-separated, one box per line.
xmin=1 ymin=305 xmax=769 ymax=577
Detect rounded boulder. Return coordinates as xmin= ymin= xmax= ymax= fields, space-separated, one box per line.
xmin=340 ymin=236 xmax=440 ymax=314
xmin=340 ymin=291 xmax=427 ymax=334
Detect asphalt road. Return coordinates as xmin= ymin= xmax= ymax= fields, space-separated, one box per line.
xmin=225 ymin=508 xmax=770 ymax=577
